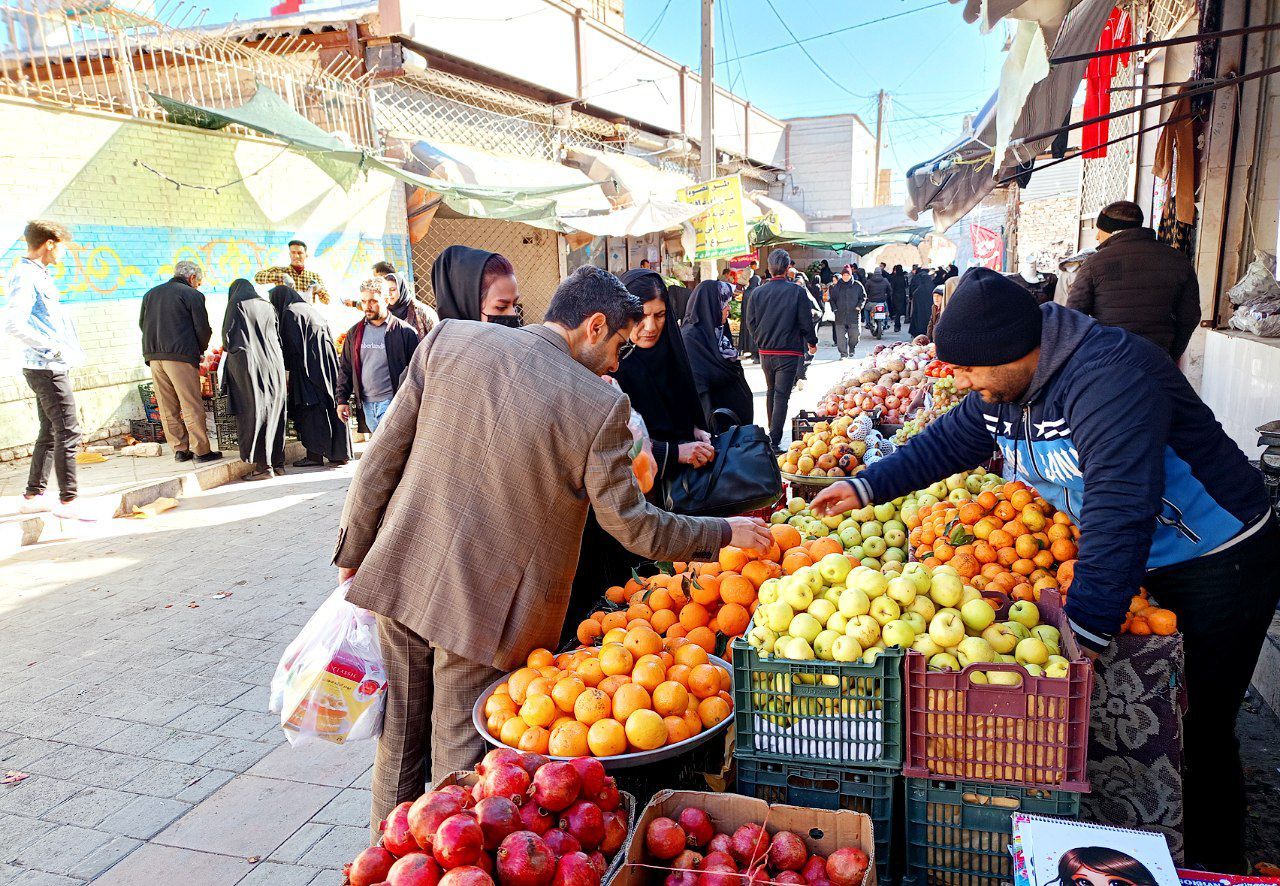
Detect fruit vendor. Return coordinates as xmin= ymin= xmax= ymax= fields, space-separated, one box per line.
xmin=812 ymin=267 xmax=1279 ymax=873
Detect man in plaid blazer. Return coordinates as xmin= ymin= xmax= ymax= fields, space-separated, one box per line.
xmin=335 ymin=266 xmax=771 ymax=835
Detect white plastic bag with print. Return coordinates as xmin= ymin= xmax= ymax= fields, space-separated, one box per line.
xmin=269 ymin=581 xmax=387 ymax=747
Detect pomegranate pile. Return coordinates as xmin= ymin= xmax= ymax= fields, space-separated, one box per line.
xmin=642 ymin=809 xmax=872 ymax=886
xmin=344 ymin=750 xmax=629 ymax=886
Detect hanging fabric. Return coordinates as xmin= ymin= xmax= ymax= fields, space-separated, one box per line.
xmin=1153 ymin=89 xmax=1198 ymax=225
xmin=1081 ymin=5 xmax=1133 ymax=158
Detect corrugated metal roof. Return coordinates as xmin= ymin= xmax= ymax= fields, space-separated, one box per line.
xmin=1021 ymin=156 xmax=1083 ymax=201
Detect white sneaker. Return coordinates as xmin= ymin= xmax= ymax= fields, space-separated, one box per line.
xmin=52 ymin=499 xmax=98 ymax=522
xmin=18 ymin=494 xmax=53 ymax=514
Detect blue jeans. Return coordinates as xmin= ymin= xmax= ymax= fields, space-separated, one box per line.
xmin=363 ymin=399 xmax=392 ymax=432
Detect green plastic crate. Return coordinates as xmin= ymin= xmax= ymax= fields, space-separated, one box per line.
xmin=731 ymin=635 xmax=903 ymax=769
xmin=903 ymin=778 xmax=1080 ymax=886
xmin=735 ymin=756 xmax=896 ymax=886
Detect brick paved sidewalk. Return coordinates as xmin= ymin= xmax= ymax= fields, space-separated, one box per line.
xmin=0 ymin=466 xmax=369 ymax=885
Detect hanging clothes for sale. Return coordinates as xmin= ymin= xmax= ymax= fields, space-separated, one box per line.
xmin=1153 ymin=88 xmax=1200 ymax=257
xmin=1081 ymin=5 xmax=1132 ymax=159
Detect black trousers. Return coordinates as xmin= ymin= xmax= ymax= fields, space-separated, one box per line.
xmin=1143 ymin=515 xmax=1280 ymax=872
xmin=22 ymin=368 xmax=80 ymax=501
xmin=760 ymin=354 xmax=801 ymax=449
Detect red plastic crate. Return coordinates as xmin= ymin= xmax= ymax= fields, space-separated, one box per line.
xmin=902 ymin=589 xmax=1093 ymax=791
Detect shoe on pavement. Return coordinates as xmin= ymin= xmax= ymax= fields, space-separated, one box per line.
xmin=194 ymin=451 xmax=223 ymax=463
xmin=242 ymin=467 xmax=272 ymax=482
xmin=174 ymin=449 xmax=193 ymax=462
xmin=293 ymin=457 xmax=324 ymax=468
xmin=18 ymin=494 xmax=53 ymax=514
xmin=52 ymin=498 xmax=98 ymax=522
xmin=327 ymin=459 xmax=349 ymax=467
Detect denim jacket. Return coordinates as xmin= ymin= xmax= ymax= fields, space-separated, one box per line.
xmin=3 ymin=258 xmax=83 ymax=371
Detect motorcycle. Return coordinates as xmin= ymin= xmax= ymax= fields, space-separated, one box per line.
xmin=868 ymin=302 xmax=889 ymax=339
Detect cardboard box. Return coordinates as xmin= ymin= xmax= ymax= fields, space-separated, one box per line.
xmin=610 ymin=789 xmax=877 ymax=886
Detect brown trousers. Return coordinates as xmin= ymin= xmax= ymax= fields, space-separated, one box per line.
xmin=150 ymin=360 xmax=211 ymax=455
xmin=370 ymin=614 xmax=504 ymax=839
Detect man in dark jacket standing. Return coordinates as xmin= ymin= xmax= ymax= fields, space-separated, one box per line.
xmin=811 ymin=269 xmax=1277 ymax=873
xmin=829 ymin=265 xmax=865 ymax=359
xmin=139 ymin=260 xmax=220 ymax=462
xmin=747 ymin=248 xmax=818 ymax=451
xmin=1067 ymin=201 xmax=1200 ymax=360
xmin=336 ymin=278 xmax=420 ymax=433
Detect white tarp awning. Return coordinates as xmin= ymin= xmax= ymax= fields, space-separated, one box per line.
xmin=564 ymin=147 xmax=696 ymax=208
xmin=563 ymin=199 xmax=712 ymax=237
xmin=749 ymin=194 xmax=808 ymax=232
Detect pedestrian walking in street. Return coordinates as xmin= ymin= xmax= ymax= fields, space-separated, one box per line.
xmin=864 ymin=266 xmax=891 ymax=330
xmin=374 ymin=260 xmax=439 ymax=340
xmin=738 ymin=259 xmax=761 ymax=361
xmin=909 ymin=273 xmax=936 ymax=337
xmin=889 ymin=264 xmax=908 ymax=328
xmin=335 ymin=279 xmax=420 ymax=434
xmin=221 ymin=280 xmax=288 ymax=481
xmin=335 ymin=265 xmax=772 ymax=835
xmin=811 ymin=268 xmax=1278 ymax=874
xmin=254 ymin=239 xmax=330 ymax=304
xmin=1067 ymin=200 xmax=1200 ymax=360
xmin=818 ymin=259 xmax=834 ymax=286
xmin=926 ymin=278 xmax=957 ymax=340
xmin=268 ymin=285 xmax=351 ymax=468
xmin=431 ymin=245 xmax=520 ymax=324
xmin=829 ymin=264 xmax=865 ymax=359
xmin=140 ymin=260 xmax=221 ymax=464
xmin=908 ymin=265 xmax=935 ymax=334
xmin=4 ymin=220 xmax=94 ymax=521
xmin=747 ymin=248 xmax=818 ymax=450
xmin=681 ymin=280 xmax=754 ymax=425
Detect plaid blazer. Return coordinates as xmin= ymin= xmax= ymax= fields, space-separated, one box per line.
xmin=335 ymin=321 xmax=729 ymax=671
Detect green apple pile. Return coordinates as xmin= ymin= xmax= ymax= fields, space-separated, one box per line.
xmin=898 ymin=467 xmax=1003 ymax=525
xmin=770 ymin=497 xmax=910 ymax=570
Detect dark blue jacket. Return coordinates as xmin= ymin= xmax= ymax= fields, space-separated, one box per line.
xmin=849 ymin=303 xmax=1269 ymax=651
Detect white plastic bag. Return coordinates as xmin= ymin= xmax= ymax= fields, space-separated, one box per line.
xmin=1226 ymin=251 xmax=1280 ymax=306
xmin=269 ymin=581 xmax=387 ymax=746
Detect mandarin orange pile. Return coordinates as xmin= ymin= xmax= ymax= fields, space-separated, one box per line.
xmin=482 ymin=636 xmax=733 ymax=758
xmin=905 ymin=479 xmax=1080 ymax=603
xmin=1121 ymin=589 xmax=1177 ymax=636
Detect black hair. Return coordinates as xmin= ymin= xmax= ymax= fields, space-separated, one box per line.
xmin=545 ymin=266 xmax=644 ymax=331
xmin=372 ymin=260 xmax=396 ymax=275
xmin=767 ymin=248 xmax=791 ymax=276
xmin=626 ymin=274 xmax=666 ymax=303
xmin=288 ymin=239 xmax=307 ymax=250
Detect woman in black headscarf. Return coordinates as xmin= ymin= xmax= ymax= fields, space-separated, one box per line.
xmin=374 ymin=260 xmax=438 ymax=339
xmin=221 ymin=280 xmax=287 ymax=481
xmin=268 ymin=285 xmax=351 ymax=469
xmin=889 ymin=265 xmax=909 ymax=328
xmin=430 ymin=245 xmax=520 ymax=325
xmin=681 ymin=280 xmax=754 ymax=425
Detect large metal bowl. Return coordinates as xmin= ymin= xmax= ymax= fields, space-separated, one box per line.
xmin=471 ymin=654 xmax=734 ymax=770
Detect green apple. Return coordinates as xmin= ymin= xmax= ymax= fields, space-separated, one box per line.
xmin=852 ymin=505 xmax=875 ymax=522
xmin=832 ymin=635 xmax=863 ymax=662
xmin=1015 ymin=637 xmax=1049 ymax=666
xmin=982 ymin=623 xmax=1019 ymax=654
xmin=822 ymin=587 xmax=843 ymax=605
xmin=788 ymin=497 xmax=806 ymax=514
xmin=917 ymin=492 xmax=940 ymax=508
xmin=838 ymin=518 xmax=857 ymax=532
xmin=884 ymin=518 xmax=906 ymax=534
xmin=985 ymin=670 xmax=1022 ymax=686
xmin=886 ymin=576 xmax=918 ymax=607
xmin=900 ymin=505 xmax=919 ymax=526
xmin=873 ymin=502 xmax=897 ymax=522
xmin=817 ymin=552 xmax=853 ymax=585
xmin=901 ymin=611 xmax=927 ymax=635
xmin=945 ymin=473 xmax=967 ymax=491
xmin=960 ymin=599 xmax=996 ymax=633
xmin=996 ymin=653 xmax=1018 ymax=663
xmin=960 ymin=586 xmax=983 ymax=605
xmin=788 ymin=612 xmax=823 ymax=645
xmin=907 ymin=595 xmax=937 ymax=622
xmin=838 ymin=526 xmax=863 ymax=548
xmin=927 ymin=481 xmax=949 ymax=498
xmin=807 ymin=598 xmax=837 ymax=626
xmin=748 ymin=624 xmax=778 ymax=653
xmin=947 ymin=488 xmax=972 ymax=503
xmin=863 ymin=646 xmax=885 ymax=664
xmin=860 ymin=557 xmax=882 ymax=570
xmin=1031 ymin=625 xmax=1062 ymax=649
xmin=911 ymin=633 xmax=942 ymax=657
xmin=757 ymin=578 xmax=781 ymax=605
xmin=933 ymin=564 xmax=959 ymax=576
xmin=957 ymin=636 xmax=996 ymax=666
xmin=881 ymin=619 xmax=917 ymax=648
xmin=883 ymin=528 xmax=907 ymax=548
xmin=1003 ymin=621 xmax=1031 ymax=640
xmin=770 ymin=510 xmax=788 ymax=524
xmin=821 ymin=514 xmax=843 ymax=529
xmin=869 ymin=596 xmax=901 ymax=626
xmin=794 ymin=566 xmax=825 ymax=595
xmin=847 ymin=545 xmax=865 ymax=560
xmin=846 ymin=615 xmax=881 ymax=648
xmin=764 ymin=600 xmax=794 ymax=633
xmin=861 ymin=520 xmax=884 ymax=538
xmin=781 ymin=581 xmax=814 ymax=612
xmin=862 ymin=537 xmax=887 ymax=558
xmin=1023 ymin=663 xmax=1045 ymax=677
xmin=929 ymin=573 xmax=964 ymax=608
xmin=838 ymin=588 xmax=871 ymax=617
xmin=968 ymin=670 xmax=989 ymax=684
xmin=929 ymin=610 xmax=966 ymax=648
xmin=1044 ymin=656 xmax=1070 ymax=678
xmin=883 ymin=547 xmax=907 ymax=563
xmin=1008 ymin=601 xmax=1040 ymax=629
xmin=826 ymin=612 xmax=848 ymax=634
xmin=782 ymin=636 xmax=815 ymax=661
xmin=813 ymin=629 xmax=840 ymax=661
xmin=849 ymin=568 xmax=889 ymax=598
xmin=964 ymin=473 xmax=985 ymax=494
xmin=901 ymin=562 xmax=933 ymax=594
xmin=929 ymin=652 xmax=961 ymax=671
xmin=787 ymin=515 xmax=807 ymax=529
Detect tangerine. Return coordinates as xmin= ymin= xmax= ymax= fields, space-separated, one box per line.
xmin=663 ymin=715 xmax=693 ymax=744
xmin=485 ymin=693 xmax=518 ymax=718
xmin=487 ymin=709 xmax=516 ymax=735
xmin=576 ymin=657 xmax=605 ymax=687
xmin=600 ymin=611 xmax=628 ymax=633
xmin=1014 ymin=535 xmax=1041 ymax=559
xmin=690 ymin=575 xmax=721 ymax=606
xmin=624 ymin=708 xmax=668 ymax=750
xmin=507 ymin=668 xmax=539 ymax=705
xmin=612 ymin=683 xmax=653 ymax=721
xmin=653 ymin=681 xmax=690 ymax=716
xmin=527 ymin=648 xmax=554 ymax=669
xmin=1145 ymin=608 xmax=1177 ymax=635
xmin=673 ymin=643 xmax=709 ymax=668
xmin=551 ymin=676 xmax=586 ymax=713
xmin=651 ymin=609 xmax=678 ymax=634
xmin=631 ymin=659 xmax=668 ymax=693
xmin=624 ymin=626 xmax=663 ymax=659
xmin=719 ymin=546 xmax=751 ymax=573
xmin=808 ymin=537 xmax=843 ymax=560
xmin=950 ymin=553 xmax=980 ymax=579
xmin=679 ymin=602 xmax=710 ymax=630
xmin=599 ymin=643 xmax=635 ymax=676
xmin=976 ymin=491 xmax=998 ymax=511
xmin=697 ymin=696 xmax=731 ymax=728
xmin=576 ymin=620 xmax=603 ymax=646
xmin=520 ymin=695 xmax=557 ymax=728
xmin=587 ymin=718 xmax=627 ymax=756
xmin=717 ymin=603 xmax=750 ymax=637
xmin=667 ymin=663 xmax=692 ymax=687
xmin=598 ymin=675 xmax=631 ymax=697
xmin=685 ymin=626 xmax=717 ymax=653
xmin=781 ymin=550 xmax=814 ymax=574
xmin=499 ymin=715 xmax=530 ymax=747
xmin=605 ymin=585 xmax=627 ymax=604
xmin=627 ymin=603 xmax=654 ymax=623
xmin=548 ymin=721 xmax=590 ymax=757
xmin=526 ymin=676 xmax=555 ymax=699
xmin=574 ymin=688 xmax=612 ymax=725
xmin=688 ymin=664 xmax=721 ymax=699
xmin=1050 ymin=539 xmax=1078 ymax=562
xmin=517 ymin=726 xmax=550 ymax=754
xmin=721 ymin=574 xmax=757 ymax=605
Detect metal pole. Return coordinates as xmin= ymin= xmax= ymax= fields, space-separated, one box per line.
xmin=699 ymin=0 xmax=716 ymax=279
xmin=873 ymin=89 xmax=886 ymax=205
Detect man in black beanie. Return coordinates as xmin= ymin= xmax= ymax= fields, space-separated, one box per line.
xmin=1066 ymin=200 xmax=1200 ymax=360
xmin=812 ymin=267 xmax=1277 ymax=873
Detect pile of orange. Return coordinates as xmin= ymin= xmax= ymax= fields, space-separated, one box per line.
xmin=1121 ymin=590 xmax=1177 ymax=636
xmin=576 ymin=525 xmax=842 ymax=650
xmin=905 ymin=480 xmax=1080 ymax=603
xmin=482 ymin=636 xmax=733 ymax=758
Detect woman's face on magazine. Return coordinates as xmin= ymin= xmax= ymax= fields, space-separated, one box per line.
xmin=1071 ymin=866 xmax=1138 ymax=886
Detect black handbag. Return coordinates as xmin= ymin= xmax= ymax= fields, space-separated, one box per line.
xmin=661 ymin=409 xmax=783 ymax=518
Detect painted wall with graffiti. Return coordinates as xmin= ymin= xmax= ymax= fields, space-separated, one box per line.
xmin=0 ymin=98 xmax=409 ymax=454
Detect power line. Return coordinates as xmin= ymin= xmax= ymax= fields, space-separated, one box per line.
xmin=722 ymin=2 xmax=949 ymax=64
xmin=722 ymin=0 xmax=749 ymax=98
xmin=893 ymin=20 xmax=965 ymax=91
xmin=760 ymin=0 xmax=867 ymax=100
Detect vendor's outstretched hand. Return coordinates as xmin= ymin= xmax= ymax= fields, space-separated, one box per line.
xmin=810 ymin=480 xmax=864 ymax=517
xmin=727 ymin=516 xmax=772 ymax=551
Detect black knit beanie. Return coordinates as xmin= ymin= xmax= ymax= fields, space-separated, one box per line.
xmin=933 ymin=268 xmax=1043 ymax=366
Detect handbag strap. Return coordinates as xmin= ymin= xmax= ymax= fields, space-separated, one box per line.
xmin=710 ymin=408 xmax=739 ymax=434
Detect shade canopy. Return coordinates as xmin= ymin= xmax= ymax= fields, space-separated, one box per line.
xmin=749 ymin=221 xmax=932 ymax=255
xmin=749 ymin=194 xmax=809 ymax=232
xmin=564 ymin=146 xmax=695 ymax=207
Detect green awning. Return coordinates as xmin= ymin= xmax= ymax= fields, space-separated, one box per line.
xmin=749 ymin=221 xmax=932 ymax=254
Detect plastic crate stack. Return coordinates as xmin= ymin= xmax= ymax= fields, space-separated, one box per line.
xmin=730 ymin=634 xmax=904 ymax=885
xmin=202 ymin=368 xmax=238 ymax=451
xmin=133 ymin=383 xmax=165 ymax=442
xmin=900 ymin=590 xmax=1092 ymax=886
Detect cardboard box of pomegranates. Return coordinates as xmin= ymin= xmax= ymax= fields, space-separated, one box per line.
xmin=610 ymin=789 xmax=876 ymax=886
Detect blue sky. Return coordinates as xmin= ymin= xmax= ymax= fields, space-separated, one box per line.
xmin=201 ymin=0 xmax=1003 ymax=183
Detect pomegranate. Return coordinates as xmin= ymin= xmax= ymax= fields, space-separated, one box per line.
xmin=699 ymin=852 xmax=736 ymax=872
xmin=644 ymin=817 xmax=686 ymax=861
xmin=802 ymin=856 xmax=828 ymax=883
xmin=568 ymin=758 xmax=606 ymax=801
xmin=439 ymin=866 xmax=495 ymax=886
xmin=671 ymin=850 xmax=704 ymax=871
xmin=439 ymin=785 xmax=474 ymax=809
xmin=484 ymin=764 xmax=532 ymax=805
xmin=543 ymin=829 xmax=582 ymax=858
xmin=768 ymin=831 xmax=808 ymax=871
xmin=347 ymin=846 xmax=397 ymax=886
xmin=744 ymin=865 xmax=770 ymax=886
xmin=587 ymin=851 xmax=607 ymax=877
xmin=387 ymin=852 xmax=444 ymax=886
xmin=473 ymin=783 xmax=486 ymax=805
xmin=551 ymin=851 xmax=600 ymax=886
xmin=826 ymin=848 xmax=870 ymax=886
xmin=776 ymin=873 xmax=808 ymax=885
xmin=519 ymin=801 xmax=555 ymax=836
xmin=497 ymin=830 xmax=557 ymax=886
xmin=706 ymin=834 xmax=733 ymax=858
xmin=599 ymin=810 xmax=628 ymax=855
xmin=410 ymin=792 xmax=466 ymax=850
xmin=475 ymin=797 xmax=523 ymax=851
xmin=382 ymin=802 xmax=418 ymax=857
xmin=529 ymin=762 xmax=581 ymax=812
xmin=595 ymin=778 xmax=620 ymax=812
xmin=479 ymin=748 xmax=524 ymax=775
xmin=698 ymin=862 xmax=738 ymax=886
xmin=560 ymin=801 xmax=604 ymax=851
xmin=433 ymin=813 xmax=484 ymax=869
xmin=676 ymin=808 xmax=714 ymax=849
xmin=666 ymin=873 xmax=698 ymax=886
xmin=518 ymin=753 xmax=551 ymax=777
xmin=729 ymin=824 xmax=768 ymax=869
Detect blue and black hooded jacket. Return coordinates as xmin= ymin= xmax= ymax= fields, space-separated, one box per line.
xmin=849 ymin=303 xmax=1270 ymax=651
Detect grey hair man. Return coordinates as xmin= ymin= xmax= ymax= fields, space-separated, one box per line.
xmin=140 ymin=260 xmax=220 ymax=463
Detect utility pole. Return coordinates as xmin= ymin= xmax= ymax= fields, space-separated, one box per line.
xmin=699 ymin=0 xmax=716 ymax=279
xmin=873 ymin=89 xmax=887 ymax=206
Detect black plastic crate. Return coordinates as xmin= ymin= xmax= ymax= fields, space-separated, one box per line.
xmin=736 ymin=756 xmax=896 ymax=886
xmin=903 ymin=778 xmax=1080 ymax=886
xmin=790 ymin=410 xmax=821 ymax=443
xmin=129 ymin=419 xmax=164 ymax=443
xmin=207 ymin=393 xmax=238 ymax=450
